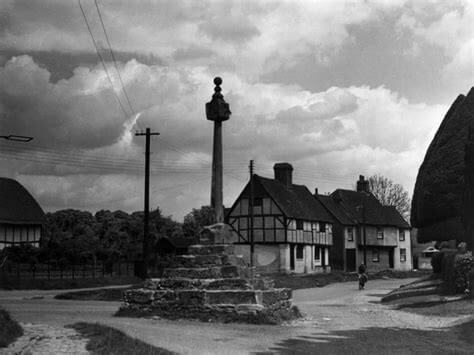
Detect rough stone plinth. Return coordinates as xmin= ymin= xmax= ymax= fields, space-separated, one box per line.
xmin=119 ymin=241 xmax=300 ymax=324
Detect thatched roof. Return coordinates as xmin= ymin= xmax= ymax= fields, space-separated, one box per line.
xmin=411 ymin=87 xmax=474 ymax=243
xmin=0 ymin=178 xmax=45 ymax=224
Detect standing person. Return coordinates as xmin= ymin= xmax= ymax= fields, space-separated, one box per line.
xmin=358 ymin=263 xmax=368 ymax=290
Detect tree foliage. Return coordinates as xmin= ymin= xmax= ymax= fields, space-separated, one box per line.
xmin=2 ymin=207 xmax=186 ymax=267
xmin=182 ymin=206 xmax=215 ymax=239
xmin=368 ymin=174 xmax=411 ymax=221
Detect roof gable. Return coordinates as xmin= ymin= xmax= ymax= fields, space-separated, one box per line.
xmin=0 ymin=178 xmax=46 ymax=224
xmin=330 ymin=189 xmax=410 ymax=228
xmin=255 ymin=175 xmax=333 ymax=223
xmin=317 ymin=194 xmax=356 ymax=225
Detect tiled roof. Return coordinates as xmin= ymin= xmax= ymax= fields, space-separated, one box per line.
xmin=0 ymin=178 xmax=46 ymax=224
xmin=255 ymin=175 xmax=333 ymax=223
xmin=317 ymin=194 xmax=356 ymax=225
xmin=330 ymin=189 xmax=410 ymax=228
xmin=382 ymin=206 xmax=410 ymax=228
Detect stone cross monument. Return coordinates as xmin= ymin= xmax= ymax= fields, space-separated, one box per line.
xmin=206 ymin=77 xmax=231 ymax=223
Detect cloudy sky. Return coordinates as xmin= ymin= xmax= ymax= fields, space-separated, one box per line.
xmin=0 ymin=0 xmax=472 ymax=220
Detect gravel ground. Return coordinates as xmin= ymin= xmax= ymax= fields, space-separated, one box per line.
xmin=1 ymin=277 xmax=473 ymax=354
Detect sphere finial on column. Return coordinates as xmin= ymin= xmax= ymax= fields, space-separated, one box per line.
xmin=206 ymin=76 xmax=231 ymax=122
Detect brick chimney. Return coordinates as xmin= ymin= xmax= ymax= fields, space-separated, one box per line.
xmin=356 ymin=175 xmax=370 ymax=193
xmin=274 ymin=163 xmax=293 ymax=188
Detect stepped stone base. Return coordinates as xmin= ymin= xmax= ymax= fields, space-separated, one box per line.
xmin=119 ymin=238 xmax=300 ymax=324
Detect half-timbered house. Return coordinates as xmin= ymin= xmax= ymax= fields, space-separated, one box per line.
xmin=227 ymin=163 xmax=334 ymax=274
xmin=0 ymin=178 xmax=45 ymax=250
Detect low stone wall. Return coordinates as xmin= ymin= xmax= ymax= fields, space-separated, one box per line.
xmin=119 ymin=286 xmax=299 ymax=324
xmin=118 ymin=240 xmax=301 ymax=324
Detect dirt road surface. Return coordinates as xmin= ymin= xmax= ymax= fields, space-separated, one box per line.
xmin=1 ymin=278 xmax=473 ymax=354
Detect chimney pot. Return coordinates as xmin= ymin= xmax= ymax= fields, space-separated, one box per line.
xmin=314 ymin=188 xmax=319 ymax=196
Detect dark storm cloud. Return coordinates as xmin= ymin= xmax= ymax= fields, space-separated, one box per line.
xmin=172 ymin=46 xmax=215 ymax=61
xmin=0 ymin=55 xmax=126 ymax=149
xmin=198 ymin=18 xmax=260 ymax=42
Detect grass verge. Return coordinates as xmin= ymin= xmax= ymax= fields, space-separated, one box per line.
xmin=55 ymin=286 xmax=138 ymax=301
xmin=270 ymin=269 xmax=430 ymax=290
xmin=0 ymin=307 xmax=23 ymax=348
xmin=396 ymin=297 xmax=474 ymax=317
xmin=0 ymin=276 xmax=141 ymax=290
xmin=69 ymin=322 xmax=175 ymax=355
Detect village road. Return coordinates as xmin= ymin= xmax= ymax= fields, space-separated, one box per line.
xmin=1 ymin=278 xmax=473 ymax=354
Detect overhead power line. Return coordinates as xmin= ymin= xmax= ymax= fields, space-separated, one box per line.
xmin=93 ymin=0 xmax=145 ymax=132
xmin=78 ymin=0 xmax=131 ymax=121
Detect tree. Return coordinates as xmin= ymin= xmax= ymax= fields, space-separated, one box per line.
xmin=367 ymin=174 xmax=411 ymax=221
xmin=182 ymin=206 xmax=216 ymax=239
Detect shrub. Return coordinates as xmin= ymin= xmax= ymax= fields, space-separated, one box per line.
xmin=0 ymin=308 xmax=23 ymax=348
xmin=440 ymin=250 xmax=457 ymax=285
xmin=454 ymin=252 xmax=473 ymax=294
xmin=431 ymin=252 xmax=443 ymax=273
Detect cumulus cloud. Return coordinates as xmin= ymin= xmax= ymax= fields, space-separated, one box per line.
xmin=0 ymin=52 xmax=448 ymax=218
xmin=1 ymin=0 xmax=462 ymax=219
xmin=397 ymin=0 xmax=474 ymax=91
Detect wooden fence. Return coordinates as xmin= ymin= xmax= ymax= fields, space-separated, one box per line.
xmin=0 ymin=261 xmax=135 ymax=280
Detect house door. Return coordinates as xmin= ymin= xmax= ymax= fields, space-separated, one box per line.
xmin=290 ymin=244 xmax=295 ymax=270
xmin=389 ymin=249 xmax=394 ymax=268
xmin=321 ymin=247 xmax=326 ymax=268
xmin=346 ymin=249 xmax=356 ymax=271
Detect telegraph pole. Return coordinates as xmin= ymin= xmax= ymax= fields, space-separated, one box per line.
xmin=249 ymin=159 xmax=255 ymax=267
xmin=357 ymin=203 xmax=367 ymax=266
xmin=362 ymin=203 xmax=367 ymax=265
xmin=135 ymin=128 xmax=159 ymax=278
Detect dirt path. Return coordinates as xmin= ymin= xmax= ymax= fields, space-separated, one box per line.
xmin=1 ymin=278 xmax=473 ymax=354
xmin=2 ymin=323 xmax=89 ymax=355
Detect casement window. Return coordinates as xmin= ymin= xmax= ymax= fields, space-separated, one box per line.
xmin=347 ymin=227 xmax=354 ymax=242
xmin=320 ymin=223 xmax=326 ymax=233
xmin=296 ymin=245 xmax=304 ymax=259
xmin=400 ymin=248 xmax=407 ymax=262
xmin=376 ymin=227 xmax=384 ymax=240
xmin=372 ymin=248 xmax=380 ymax=262
xmin=314 ymin=246 xmax=321 ymax=260
xmin=296 ymin=220 xmax=304 ymax=230
xmin=399 ymin=229 xmax=405 ymax=241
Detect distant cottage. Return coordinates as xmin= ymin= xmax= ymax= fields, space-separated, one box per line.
xmin=227 ymin=165 xmax=412 ymax=274
xmin=227 ymin=163 xmax=334 ymax=274
xmin=0 ymin=178 xmax=45 ymax=250
xmin=317 ymin=176 xmax=412 ymax=272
